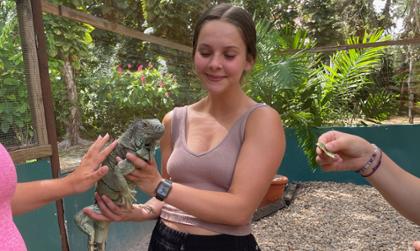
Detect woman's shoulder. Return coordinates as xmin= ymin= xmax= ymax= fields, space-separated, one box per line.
xmin=245 ymin=103 xmax=283 ymax=129
xmin=249 ymin=103 xmax=280 ymax=118
xmin=162 ymin=105 xmax=188 ymax=126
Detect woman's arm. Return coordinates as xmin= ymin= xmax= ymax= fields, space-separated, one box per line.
xmin=12 ymin=134 xmax=117 ymax=215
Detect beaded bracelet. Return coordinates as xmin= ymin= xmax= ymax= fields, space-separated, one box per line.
xmin=355 ymin=144 xmax=382 ymax=177
xmin=360 ymin=149 xmax=382 ymax=177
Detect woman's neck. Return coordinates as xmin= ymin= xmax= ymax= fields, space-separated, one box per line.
xmin=196 ymin=90 xmax=253 ymax=119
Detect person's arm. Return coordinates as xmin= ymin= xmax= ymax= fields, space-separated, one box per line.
xmin=366 ymin=152 xmax=420 ymax=224
xmin=11 ymin=134 xmax=117 ymax=215
xmin=127 ymin=106 xmax=285 ymax=225
xmin=316 ymin=130 xmax=420 ymax=224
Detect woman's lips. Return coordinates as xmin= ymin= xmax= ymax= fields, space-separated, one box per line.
xmin=206 ymin=74 xmax=225 ymax=81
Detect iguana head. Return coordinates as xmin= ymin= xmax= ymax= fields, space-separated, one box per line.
xmin=119 ymin=118 xmax=165 ymax=151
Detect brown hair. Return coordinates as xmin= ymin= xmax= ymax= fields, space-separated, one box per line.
xmin=192 ymin=3 xmax=257 ymax=62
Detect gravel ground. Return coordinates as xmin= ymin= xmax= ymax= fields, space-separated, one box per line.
xmin=252 ymin=181 xmax=420 ymax=251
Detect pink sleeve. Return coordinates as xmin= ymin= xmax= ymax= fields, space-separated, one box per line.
xmin=0 ymin=144 xmax=27 ymax=251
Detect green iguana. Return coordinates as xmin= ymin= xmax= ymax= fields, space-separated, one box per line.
xmin=74 ymin=118 xmax=164 ymax=251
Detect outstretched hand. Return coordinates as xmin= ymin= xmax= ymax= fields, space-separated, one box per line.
xmin=83 ymin=193 xmax=155 ymax=222
xmin=315 ymin=130 xmax=376 ymax=172
xmin=65 ymin=134 xmax=117 ymax=194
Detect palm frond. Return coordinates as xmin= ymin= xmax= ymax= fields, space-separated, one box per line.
xmin=315 ymin=30 xmax=390 ymax=121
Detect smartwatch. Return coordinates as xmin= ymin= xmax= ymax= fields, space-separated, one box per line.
xmin=155 ymin=179 xmax=172 ymax=201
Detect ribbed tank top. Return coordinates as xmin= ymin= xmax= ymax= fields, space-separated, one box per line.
xmin=0 ymin=143 xmax=27 ymax=251
xmin=160 ymin=103 xmax=266 ymax=236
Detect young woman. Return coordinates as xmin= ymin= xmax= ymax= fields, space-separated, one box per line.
xmin=316 ymin=130 xmax=420 ymax=251
xmin=0 ymin=134 xmax=116 ymax=251
xmin=85 ymin=4 xmax=285 ymax=251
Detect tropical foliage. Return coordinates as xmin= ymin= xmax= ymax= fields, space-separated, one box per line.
xmin=0 ymin=1 xmax=34 ymax=147
xmin=0 ymin=0 xmax=417 ymax=168
xmin=247 ymin=23 xmax=397 ymax=167
xmin=315 ymin=30 xmax=396 ymax=124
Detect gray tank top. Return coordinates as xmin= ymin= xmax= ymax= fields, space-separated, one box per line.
xmin=160 ymin=103 xmax=266 ymax=236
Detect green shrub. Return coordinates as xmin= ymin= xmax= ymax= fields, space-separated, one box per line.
xmin=79 ymin=64 xmax=179 ymax=137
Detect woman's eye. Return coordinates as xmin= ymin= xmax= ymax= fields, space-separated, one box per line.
xmin=200 ymin=52 xmax=211 ymax=57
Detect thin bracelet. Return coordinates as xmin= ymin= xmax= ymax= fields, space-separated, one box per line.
xmin=361 ymin=149 xmax=382 ymax=177
xmin=355 ymin=144 xmax=379 ymax=174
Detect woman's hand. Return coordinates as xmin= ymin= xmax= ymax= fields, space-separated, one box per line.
xmin=83 ymin=193 xmax=157 ymax=222
xmin=65 ymin=134 xmax=117 ymax=194
xmin=315 ymin=130 xmax=375 ymax=172
xmin=124 ymin=152 xmax=163 ymax=196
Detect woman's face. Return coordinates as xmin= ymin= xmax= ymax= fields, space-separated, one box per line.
xmin=193 ymin=20 xmax=253 ymax=94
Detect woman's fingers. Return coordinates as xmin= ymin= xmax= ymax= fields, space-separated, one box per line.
xmin=100 ymin=139 xmax=117 ymax=158
xmin=90 ymin=165 xmax=109 ymax=181
xmin=126 ymin=173 xmax=139 ymax=181
xmin=86 ymin=135 xmax=102 ymax=153
xmin=94 ymin=193 xmax=125 ymax=221
xmin=98 ymin=140 xmax=118 ymax=163
xmin=88 ymin=134 xmax=109 ymax=153
xmin=83 ymin=193 xmax=132 ymax=222
xmin=126 ymin=152 xmax=149 ymax=169
xmin=82 ymin=207 xmax=109 ymax=222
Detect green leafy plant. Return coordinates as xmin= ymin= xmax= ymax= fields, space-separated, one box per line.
xmin=246 ymin=20 xmax=322 ymax=167
xmin=79 ymin=64 xmax=180 ymax=137
xmin=0 ymin=2 xmax=34 ymax=147
xmin=314 ymin=30 xmax=394 ymax=125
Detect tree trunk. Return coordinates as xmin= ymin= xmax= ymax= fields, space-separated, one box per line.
xmin=404 ymin=0 xmax=420 ymax=124
xmin=62 ymin=56 xmax=80 ymax=145
xmin=407 ymin=46 xmax=415 ymax=124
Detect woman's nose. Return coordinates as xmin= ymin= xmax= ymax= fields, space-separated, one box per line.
xmin=208 ymin=54 xmax=222 ymax=70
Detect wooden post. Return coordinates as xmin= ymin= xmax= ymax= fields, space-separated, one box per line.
xmin=16 ymin=0 xmax=48 ymax=146
xmin=28 ymin=0 xmax=70 ymax=250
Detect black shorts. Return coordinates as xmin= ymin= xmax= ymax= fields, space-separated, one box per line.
xmin=148 ymin=219 xmax=261 ymax=251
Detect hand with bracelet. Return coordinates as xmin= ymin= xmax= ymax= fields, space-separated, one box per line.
xmin=316 ymin=130 xmax=420 ymax=251
xmin=315 ymin=131 xmax=380 ymax=174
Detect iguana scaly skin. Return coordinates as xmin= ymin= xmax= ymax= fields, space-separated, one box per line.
xmin=74 ymin=119 xmax=164 ymax=251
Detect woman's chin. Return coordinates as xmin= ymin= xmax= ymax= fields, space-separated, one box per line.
xmin=203 ymin=81 xmax=225 ymax=92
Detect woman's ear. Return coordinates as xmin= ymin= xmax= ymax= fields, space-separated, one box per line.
xmin=191 ymin=62 xmax=198 ymax=75
xmin=245 ymin=55 xmax=255 ymax=72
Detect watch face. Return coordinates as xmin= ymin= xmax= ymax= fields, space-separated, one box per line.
xmin=158 ymin=184 xmax=170 ymax=194
xmin=156 ymin=180 xmax=172 ymax=200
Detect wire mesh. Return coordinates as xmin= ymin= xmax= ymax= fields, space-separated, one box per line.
xmin=0 ymin=1 xmax=38 ymax=150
